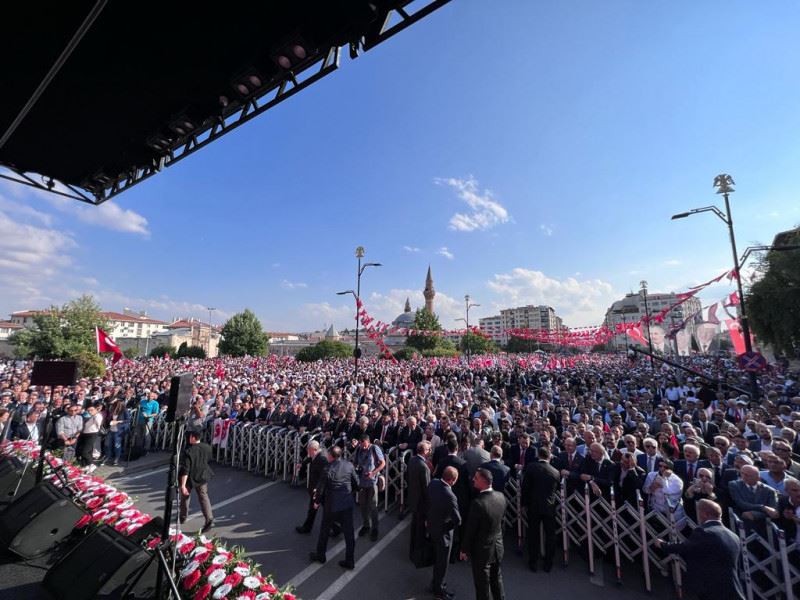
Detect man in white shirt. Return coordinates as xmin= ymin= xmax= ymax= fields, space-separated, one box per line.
xmin=643 ymin=459 xmax=685 ymax=520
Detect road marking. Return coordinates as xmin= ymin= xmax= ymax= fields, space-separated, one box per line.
xmin=315 ymin=518 xmax=410 ymax=600
xmin=189 ymin=480 xmax=279 ymax=519
xmin=115 ymin=466 xmax=169 ymax=481
xmin=286 ymin=512 xmax=392 ymax=590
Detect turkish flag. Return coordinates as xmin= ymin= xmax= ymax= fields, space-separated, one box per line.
xmin=96 ymin=327 xmax=123 ymax=364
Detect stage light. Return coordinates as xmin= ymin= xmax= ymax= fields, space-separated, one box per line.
xmin=277 ymin=55 xmax=291 ymax=69
xmin=146 ymin=134 xmax=171 ymax=152
xmin=292 ymin=45 xmax=306 ymax=59
xmin=231 ymin=68 xmax=265 ymax=98
xmin=271 ymin=37 xmax=314 ymax=71
xmin=219 ymin=95 xmax=229 ymax=108
xmin=248 ymin=75 xmax=262 ymax=88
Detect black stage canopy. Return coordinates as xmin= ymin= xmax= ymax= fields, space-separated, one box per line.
xmin=0 ymin=1 xmax=450 ymax=204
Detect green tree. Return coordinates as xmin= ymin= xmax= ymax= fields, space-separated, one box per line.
xmin=747 ymin=231 xmax=800 ymax=356
xmin=295 ymin=340 xmax=353 ymax=362
xmin=218 ymin=309 xmax=269 ymax=356
xmin=392 ymin=348 xmax=418 ymax=361
xmin=406 ymin=308 xmax=442 ymax=351
xmin=176 ymin=342 xmax=206 ymax=358
xmin=149 ymin=344 xmax=176 ymax=358
xmin=75 ymin=350 xmax=106 ymax=378
xmin=504 ymin=336 xmax=535 ymax=353
xmin=9 ymin=295 xmax=108 ymax=359
xmin=459 ymin=331 xmax=496 ymax=355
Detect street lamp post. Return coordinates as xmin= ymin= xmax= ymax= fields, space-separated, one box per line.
xmin=347 ymin=247 xmax=382 ymax=382
xmin=671 ymin=174 xmax=759 ymax=399
xmin=463 ymin=294 xmax=481 ymax=364
xmin=640 ymin=280 xmax=655 ymax=369
xmin=206 ymin=307 xmax=216 ymax=355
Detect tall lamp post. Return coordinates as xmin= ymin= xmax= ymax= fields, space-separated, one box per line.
xmin=640 ymin=280 xmax=654 ymax=369
xmin=206 ymin=307 xmax=216 ymax=355
xmin=343 ymin=246 xmax=382 ymax=382
xmin=455 ymin=294 xmax=481 ymax=364
xmin=671 ymin=174 xmax=759 ymax=399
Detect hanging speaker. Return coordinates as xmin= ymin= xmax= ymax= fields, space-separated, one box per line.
xmin=43 ymin=524 xmax=158 ymax=599
xmin=0 ymin=480 xmax=85 ymax=558
xmin=165 ymin=372 xmax=193 ymax=422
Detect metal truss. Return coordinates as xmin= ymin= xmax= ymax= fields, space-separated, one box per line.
xmin=0 ymin=0 xmax=452 ymax=206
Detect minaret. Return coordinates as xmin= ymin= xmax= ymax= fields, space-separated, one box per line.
xmin=404 ymin=297 xmax=412 ymax=313
xmin=424 ymin=265 xmax=435 ymax=314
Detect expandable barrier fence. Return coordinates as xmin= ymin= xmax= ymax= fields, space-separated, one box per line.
xmin=151 ymin=415 xmax=799 ymax=599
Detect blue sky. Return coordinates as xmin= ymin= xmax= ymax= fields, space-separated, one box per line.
xmin=2 ymin=1 xmax=800 ymax=332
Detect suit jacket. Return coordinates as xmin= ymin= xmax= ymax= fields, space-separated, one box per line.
xmin=611 ymin=464 xmax=645 ymax=506
xmin=461 ymin=489 xmax=507 ymax=564
xmin=637 ymin=453 xmax=663 ymax=474
xmin=434 ymin=454 xmax=471 ymax=511
xmin=673 ymin=459 xmax=712 ymax=487
xmin=431 ymin=443 xmax=449 ymax=471
xmin=373 ymin=422 xmax=398 ymax=449
xmin=306 ymin=452 xmax=328 ymax=492
xmin=12 ymin=422 xmax=38 ymax=442
xmin=407 ymin=454 xmax=431 ymax=513
xmin=521 ymin=460 xmax=560 ymax=516
xmin=315 ymin=458 xmax=359 ymax=513
xmin=426 ymin=478 xmax=461 ymax=545
xmin=554 ymin=451 xmax=584 ymax=494
xmin=727 ymin=480 xmax=778 ymax=521
xmin=480 ymin=459 xmax=510 ymax=492
xmin=693 ymin=420 xmax=720 ymax=444
xmin=663 ymin=521 xmax=745 ymax=600
xmin=463 ymin=446 xmax=491 ymax=477
xmin=579 ymin=456 xmax=614 ymax=493
xmin=505 ymin=444 xmax=537 ymax=476
xmin=398 ymin=425 xmax=424 ymax=453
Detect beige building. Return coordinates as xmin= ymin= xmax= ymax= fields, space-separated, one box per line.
xmin=149 ymin=318 xmax=221 ymax=357
xmin=480 ymin=305 xmax=561 ymax=346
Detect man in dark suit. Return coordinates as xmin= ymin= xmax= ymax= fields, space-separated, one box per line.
xmin=179 ymin=429 xmax=215 ymax=533
xmin=296 ymin=440 xmax=329 ymax=534
xmin=480 ymin=445 xmax=510 ymax=492
xmin=460 ymin=468 xmax=507 ymax=600
xmin=611 ymin=451 xmax=646 ymax=507
xmin=408 ymin=440 xmax=432 ymax=562
xmin=673 ymin=444 xmax=711 ymax=488
xmin=426 ymin=466 xmax=462 ymax=600
xmin=655 ymin=499 xmax=745 ymax=600
xmin=11 ymin=410 xmax=39 ymax=441
xmin=578 ymin=443 xmax=614 ymax=497
xmin=637 ymin=438 xmax=663 ymax=474
xmin=310 ymin=446 xmax=359 ymax=569
xmin=694 ymin=412 xmax=720 ymax=445
xmin=521 ymin=447 xmax=560 ymax=572
xmin=554 ymin=437 xmax=584 ymax=495
xmin=398 ymin=416 xmax=424 ymax=454
xmin=505 ymin=433 xmax=536 ymax=479
xmin=434 ymin=435 xmax=471 ymax=560
xmin=373 ymin=412 xmax=398 ymax=450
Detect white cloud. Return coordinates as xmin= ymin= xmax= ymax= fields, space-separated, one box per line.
xmin=301 ymin=302 xmax=354 ymax=328
xmin=663 ymin=259 xmax=682 ymax=266
xmin=0 ymin=195 xmax=54 ymax=226
xmin=437 ymin=246 xmax=455 ymax=260
xmin=435 ymin=176 xmax=510 ymax=232
xmin=539 ymin=224 xmax=554 ymax=236
xmin=487 ymin=268 xmax=619 ymax=327
xmin=43 ymin=196 xmax=150 ymax=236
xmin=403 ymin=245 xmax=421 ymax=253
xmin=281 ymin=280 xmax=308 ymax=290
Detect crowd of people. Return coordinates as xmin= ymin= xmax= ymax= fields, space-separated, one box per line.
xmin=1 ymin=351 xmax=799 ymax=599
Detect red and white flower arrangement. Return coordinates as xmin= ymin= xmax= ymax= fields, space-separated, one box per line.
xmin=0 ymin=440 xmax=298 ymax=600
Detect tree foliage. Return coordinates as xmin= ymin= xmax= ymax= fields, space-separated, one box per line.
xmin=176 ymin=342 xmax=206 ymax=359
xmin=9 ymin=295 xmax=109 ymax=360
xmin=747 ymin=230 xmax=800 ymax=356
xmin=75 ymin=350 xmax=106 ymax=379
xmin=149 ymin=344 xmax=176 ymax=358
xmin=218 ymin=309 xmax=269 ymax=357
xmin=459 ymin=331 xmax=496 ymax=355
xmin=295 ymin=340 xmax=353 ymax=362
xmin=504 ymin=336 xmax=535 ymax=353
xmin=406 ymin=308 xmax=443 ymax=351
xmin=392 ymin=347 xmax=418 ymax=361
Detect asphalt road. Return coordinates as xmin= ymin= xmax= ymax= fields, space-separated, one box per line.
xmin=102 ymin=453 xmax=675 ymax=600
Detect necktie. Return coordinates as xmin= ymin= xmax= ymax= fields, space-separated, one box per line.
xmin=380 ymin=426 xmax=386 ymax=443
xmin=649 ymin=457 xmax=654 ymax=472
xmin=521 ymin=449 xmax=526 ymax=469
xmin=569 ymin=454 xmax=574 ymax=468
xmin=687 ymin=463 xmax=694 ymax=481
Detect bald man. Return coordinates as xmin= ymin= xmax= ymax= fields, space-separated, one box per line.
xmin=727 ymin=465 xmax=778 ymax=529
xmin=655 ymin=499 xmax=744 ymax=600
xmin=426 ymin=466 xmax=461 ymax=600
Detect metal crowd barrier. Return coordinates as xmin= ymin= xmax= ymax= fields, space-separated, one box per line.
xmin=501 ymin=477 xmax=799 ymax=599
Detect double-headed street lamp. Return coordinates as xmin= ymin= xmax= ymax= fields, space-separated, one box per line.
xmin=639 ymin=280 xmax=655 ymax=369
xmin=338 ymin=246 xmax=381 ymax=381
xmin=671 ymin=174 xmax=758 ymax=398
xmin=455 ymin=294 xmax=481 ymax=363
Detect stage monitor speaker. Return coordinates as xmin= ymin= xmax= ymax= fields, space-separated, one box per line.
xmin=0 ymin=480 xmax=85 ymax=558
xmin=165 ymin=372 xmax=193 ymax=422
xmin=30 ymin=360 xmax=78 ymax=387
xmin=43 ymin=524 xmax=157 ymax=600
xmin=0 ymin=455 xmax=35 ymax=504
